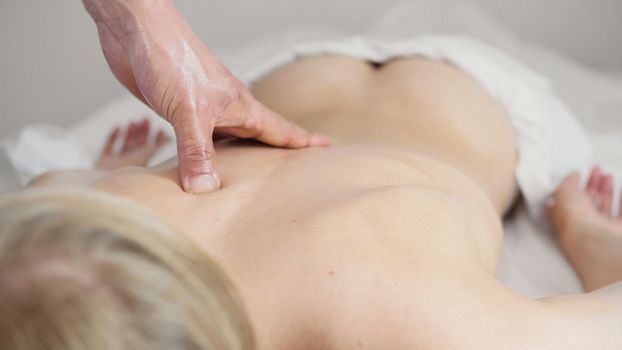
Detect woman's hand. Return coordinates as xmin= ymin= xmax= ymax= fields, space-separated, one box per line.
xmin=97 ymin=118 xmax=169 ymax=170
xmin=82 ymin=0 xmax=329 ymax=193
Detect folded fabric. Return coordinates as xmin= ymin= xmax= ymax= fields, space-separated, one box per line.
xmin=3 ymin=125 xmax=92 ymax=185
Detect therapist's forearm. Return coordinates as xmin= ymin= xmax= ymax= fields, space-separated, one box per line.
xmin=81 ymin=0 xmax=172 ymax=40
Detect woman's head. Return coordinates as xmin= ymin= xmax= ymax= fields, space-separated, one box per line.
xmin=0 ymin=187 xmax=253 ymax=349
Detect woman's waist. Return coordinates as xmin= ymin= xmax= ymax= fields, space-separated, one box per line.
xmin=210 ymin=142 xmax=493 ymax=201
xmin=208 ymin=143 xmax=500 ymax=232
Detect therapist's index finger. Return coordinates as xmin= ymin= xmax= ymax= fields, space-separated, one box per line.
xmin=253 ymin=105 xmax=331 ymax=148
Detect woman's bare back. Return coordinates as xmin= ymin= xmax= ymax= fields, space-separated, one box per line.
xmin=29 ymin=54 xmax=622 ymax=349
xmin=251 ymin=55 xmax=518 ymax=212
xmin=84 ymin=56 xmax=535 ymax=348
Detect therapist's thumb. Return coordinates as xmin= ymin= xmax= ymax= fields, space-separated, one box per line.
xmin=175 ymin=124 xmax=221 ymax=194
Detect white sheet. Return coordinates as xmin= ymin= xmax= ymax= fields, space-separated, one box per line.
xmin=3 ymin=0 xmax=622 ymax=299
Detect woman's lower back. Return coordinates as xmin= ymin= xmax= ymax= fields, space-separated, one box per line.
xmin=251 ymin=55 xmax=519 ymax=213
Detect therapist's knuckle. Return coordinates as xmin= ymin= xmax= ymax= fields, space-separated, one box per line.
xmin=241 ymin=113 xmax=264 ymax=134
xmin=182 ymin=142 xmax=214 ymax=162
xmin=167 ymin=103 xmax=190 ymax=128
xmin=212 ymin=83 xmax=241 ymax=116
xmin=280 ymin=122 xmax=297 ymax=147
xmin=243 ymin=115 xmax=260 ymax=131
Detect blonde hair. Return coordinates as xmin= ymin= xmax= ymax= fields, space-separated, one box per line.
xmin=0 ymin=187 xmax=253 ymax=349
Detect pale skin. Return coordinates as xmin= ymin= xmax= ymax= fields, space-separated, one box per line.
xmin=33 ymin=56 xmax=622 ymax=349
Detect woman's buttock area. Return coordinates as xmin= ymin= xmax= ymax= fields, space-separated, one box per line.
xmin=251 ymin=55 xmax=519 ymax=214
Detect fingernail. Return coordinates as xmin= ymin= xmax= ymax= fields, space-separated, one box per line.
xmin=187 ymin=174 xmax=220 ymax=193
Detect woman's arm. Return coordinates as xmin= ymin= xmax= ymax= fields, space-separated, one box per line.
xmin=29 ymin=170 xmax=108 ymax=188
xmin=30 ymin=119 xmax=169 ymax=188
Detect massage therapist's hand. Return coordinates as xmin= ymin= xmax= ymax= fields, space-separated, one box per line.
xmin=82 ymin=0 xmax=330 ymax=193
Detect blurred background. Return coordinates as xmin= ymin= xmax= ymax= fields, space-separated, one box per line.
xmin=1 ymin=0 xmax=621 ymax=140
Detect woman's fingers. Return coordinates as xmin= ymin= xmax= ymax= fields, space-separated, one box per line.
xmin=586 ymin=167 xmax=602 ymax=203
xmin=155 ymin=129 xmax=170 ymax=147
xmin=136 ymin=118 xmax=150 ymax=146
xmin=151 ymin=129 xmax=171 ymax=155
xmin=600 ymin=175 xmax=614 ymax=216
xmin=114 ymin=119 xmax=171 ymax=156
xmin=102 ymin=127 xmax=121 ymax=156
xmin=121 ymin=121 xmax=138 ymax=153
xmin=121 ymin=119 xmax=150 ymax=153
